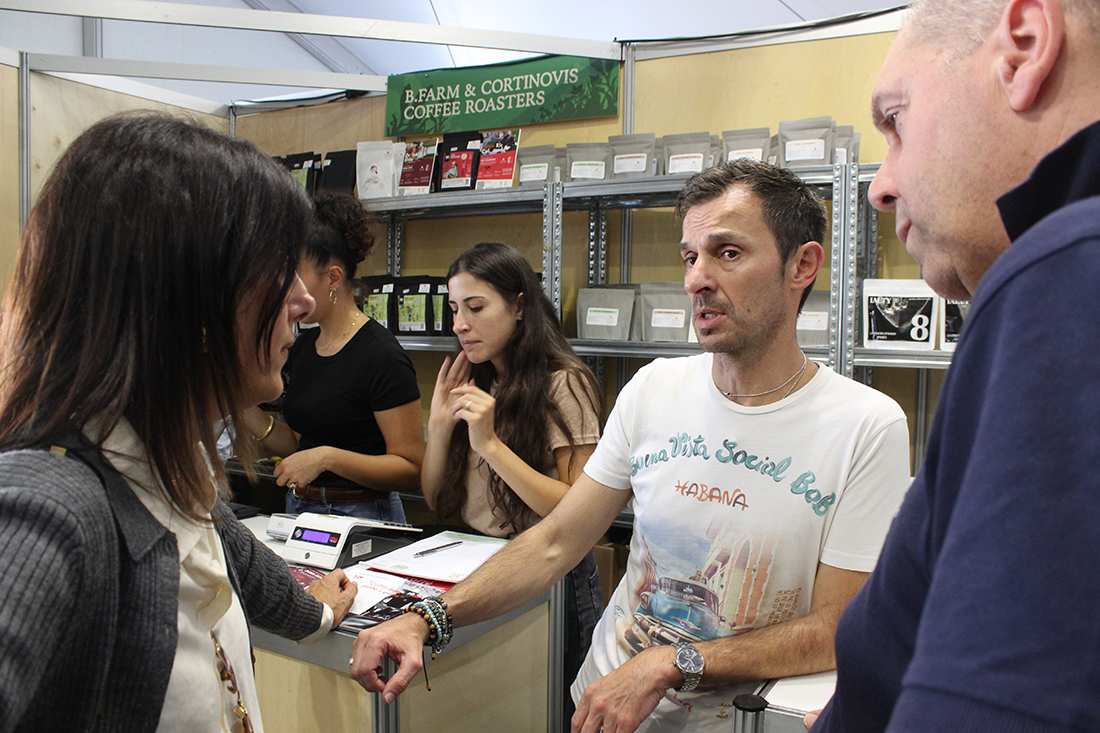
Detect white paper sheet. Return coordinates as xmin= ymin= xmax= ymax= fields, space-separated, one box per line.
xmin=365 ymin=531 xmax=507 ymax=583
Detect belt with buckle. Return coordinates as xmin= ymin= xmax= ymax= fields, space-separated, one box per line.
xmin=291 ymin=484 xmax=388 ymax=503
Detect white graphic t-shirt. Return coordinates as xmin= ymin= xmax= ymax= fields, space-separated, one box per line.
xmin=573 ymin=354 xmax=911 ymax=732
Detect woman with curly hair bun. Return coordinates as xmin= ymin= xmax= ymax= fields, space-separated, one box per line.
xmin=243 ymin=190 xmax=424 ymax=522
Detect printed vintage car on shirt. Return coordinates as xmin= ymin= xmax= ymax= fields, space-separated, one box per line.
xmin=624 ymin=574 xmax=723 ymax=653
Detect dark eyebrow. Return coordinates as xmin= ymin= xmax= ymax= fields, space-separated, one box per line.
xmin=680 ymin=230 xmax=742 ymax=252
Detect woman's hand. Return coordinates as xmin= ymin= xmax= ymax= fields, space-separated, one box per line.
xmin=306 ymin=568 xmax=358 ymax=627
xmin=273 ymin=446 xmax=329 ymax=490
xmin=449 ymin=384 xmax=498 ymax=456
xmin=428 ymin=353 xmax=473 ymax=432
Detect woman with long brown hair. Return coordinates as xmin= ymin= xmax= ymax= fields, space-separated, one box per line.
xmin=0 ymin=112 xmax=356 ymax=732
xmin=421 ymin=242 xmax=605 ymax=717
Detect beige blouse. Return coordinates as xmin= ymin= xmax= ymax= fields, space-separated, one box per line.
xmin=461 ymin=369 xmax=601 ymax=538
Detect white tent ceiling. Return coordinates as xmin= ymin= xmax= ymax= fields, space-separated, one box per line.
xmin=0 ymin=0 xmax=906 ymax=108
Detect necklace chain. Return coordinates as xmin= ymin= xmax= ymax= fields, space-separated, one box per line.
xmin=338 ymin=310 xmax=362 ymax=342
xmin=716 ymin=352 xmax=809 ymax=401
xmin=321 ymin=310 xmax=361 ymax=350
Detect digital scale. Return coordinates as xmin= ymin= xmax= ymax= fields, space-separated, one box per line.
xmin=281 ymin=512 xmax=422 ymax=570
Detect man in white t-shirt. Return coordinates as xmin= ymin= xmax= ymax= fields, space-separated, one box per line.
xmin=350 ymin=160 xmax=911 ymax=733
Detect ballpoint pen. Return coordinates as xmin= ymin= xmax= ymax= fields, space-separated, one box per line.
xmin=413 ymin=540 xmax=463 ymax=558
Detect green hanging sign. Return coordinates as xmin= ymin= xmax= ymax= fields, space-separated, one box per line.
xmin=385 ymin=54 xmax=619 ymax=137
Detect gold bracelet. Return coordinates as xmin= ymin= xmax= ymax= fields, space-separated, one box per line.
xmin=254 ymin=415 xmax=275 ymax=442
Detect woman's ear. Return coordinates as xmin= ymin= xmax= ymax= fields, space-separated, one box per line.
xmin=515 ymin=292 xmax=525 ymax=321
xmin=328 ymin=264 xmax=346 ymax=290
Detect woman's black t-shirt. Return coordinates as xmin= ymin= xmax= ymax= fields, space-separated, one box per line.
xmin=282 ymin=319 xmax=420 ymax=489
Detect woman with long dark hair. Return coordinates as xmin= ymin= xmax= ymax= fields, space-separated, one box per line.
xmin=242 ymin=189 xmax=423 ymax=522
xmin=421 ymin=242 xmax=605 ymax=712
xmin=0 ymin=112 xmax=356 ymax=732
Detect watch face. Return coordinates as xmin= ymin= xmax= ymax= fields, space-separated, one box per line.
xmin=675 ymin=644 xmax=704 ymax=674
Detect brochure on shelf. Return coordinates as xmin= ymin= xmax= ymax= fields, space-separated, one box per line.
xmin=940 ymin=299 xmax=969 ymax=351
xmin=398 ymin=139 xmax=438 ymax=196
xmin=863 ymin=278 xmax=939 ymax=350
xmin=356 ymin=141 xmax=397 ymax=199
xmin=475 ymin=129 xmax=520 ymax=189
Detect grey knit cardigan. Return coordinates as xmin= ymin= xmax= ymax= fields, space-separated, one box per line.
xmin=0 ymin=440 xmax=324 ymax=733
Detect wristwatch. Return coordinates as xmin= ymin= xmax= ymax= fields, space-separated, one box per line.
xmin=673 ymin=642 xmax=704 ymax=693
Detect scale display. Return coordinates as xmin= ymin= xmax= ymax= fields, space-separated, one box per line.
xmin=292 ymin=527 xmax=341 ymax=547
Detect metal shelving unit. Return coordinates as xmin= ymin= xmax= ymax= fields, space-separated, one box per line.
xmin=377 ymin=164 xmax=952 ymax=471
xmin=371 ymin=164 xmax=849 ymax=372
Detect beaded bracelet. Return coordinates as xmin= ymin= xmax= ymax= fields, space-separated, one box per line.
xmin=405 ymin=598 xmax=453 ymax=657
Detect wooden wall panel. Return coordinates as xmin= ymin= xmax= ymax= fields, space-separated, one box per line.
xmin=634 ymin=32 xmax=896 ymax=162
xmin=0 ymin=71 xmax=227 ymax=299
xmin=29 ymin=73 xmax=228 ymax=198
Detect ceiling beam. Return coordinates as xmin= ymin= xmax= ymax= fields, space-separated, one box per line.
xmin=2 ymin=0 xmax=622 ymax=60
xmin=239 ymin=0 xmax=378 ymax=76
xmin=27 ymin=53 xmax=388 ymax=91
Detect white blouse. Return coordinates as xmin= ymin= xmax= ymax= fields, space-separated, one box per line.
xmin=98 ymin=421 xmax=265 ymax=733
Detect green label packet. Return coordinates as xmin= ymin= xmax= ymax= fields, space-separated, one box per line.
xmin=364 ymin=293 xmax=389 ymax=329
xmin=398 ymin=293 xmax=428 ymax=332
xmin=432 ymin=294 xmax=445 ymax=332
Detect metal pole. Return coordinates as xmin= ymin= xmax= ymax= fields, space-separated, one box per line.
xmin=18 ymin=51 xmax=31 ymax=229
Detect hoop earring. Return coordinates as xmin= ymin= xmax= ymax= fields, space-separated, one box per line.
xmin=329 ymin=289 xmax=337 ymax=305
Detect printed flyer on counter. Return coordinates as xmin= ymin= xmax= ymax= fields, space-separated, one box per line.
xmin=287 ymin=565 xmax=451 ymax=633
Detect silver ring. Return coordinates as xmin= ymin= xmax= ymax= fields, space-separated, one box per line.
xmin=465 ymin=401 xmax=472 ymax=410
xmin=288 ymin=482 xmax=299 ymax=491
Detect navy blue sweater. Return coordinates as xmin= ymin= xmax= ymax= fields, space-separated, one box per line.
xmin=817 ymin=120 xmax=1100 ymax=732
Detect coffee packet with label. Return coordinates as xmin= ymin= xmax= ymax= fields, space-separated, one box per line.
xmin=517 ymin=144 xmax=556 ymax=187
xmin=779 ymin=116 xmax=836 ymax=169
xmin=357 ymin=141 xmax=397 ymax=199
xmin=662 ymin=132 xmax=712 ymax=176
xmin=722 ymin=127 xmax=772 ymax=163
xmin=862 ymin=278 xmax=939 ymax=350
xmin=566 ymin=142 xmax=612 ymax=181
xmin=609 ymin=133 xmax=657 ymax=179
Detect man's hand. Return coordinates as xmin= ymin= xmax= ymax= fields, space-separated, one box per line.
xmin=572 ymin=645 xmax=680 ymax=733
xmin=305 ymin=569 xmax=357 ymax=626
xmin=349 ymin=612 xmax=430 ymax=703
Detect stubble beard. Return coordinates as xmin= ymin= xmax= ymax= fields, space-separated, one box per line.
xmin=694 ymin=299 xmax=785 ymax=361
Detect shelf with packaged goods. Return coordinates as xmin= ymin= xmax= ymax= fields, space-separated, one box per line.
xmin=374 ymin=164 xmax=848 ymax=371
xmin=364 ymin=186 xmax=547 ymax=218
